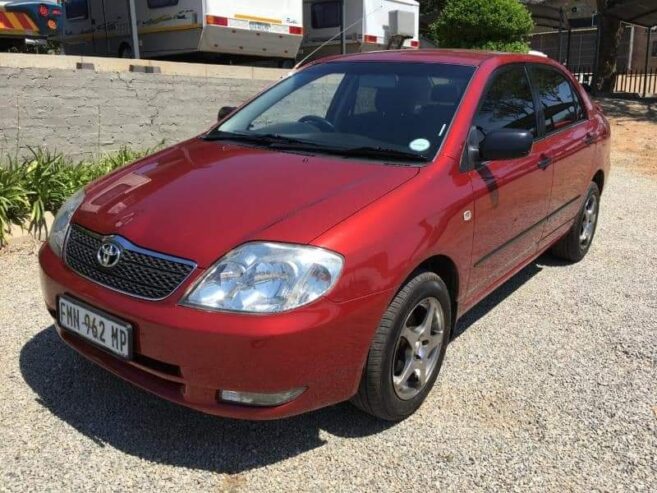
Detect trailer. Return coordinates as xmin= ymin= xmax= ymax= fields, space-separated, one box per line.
xmin=0 ymin=1 xmax=61 ymax=51
xmin=59 ymin=0 xmax=304 ymax=65
xmin=298 ymin=0 xmax=419 ymax=63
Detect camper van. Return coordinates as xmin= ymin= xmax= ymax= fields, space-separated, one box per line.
xmin=298 ymin=0 xmax=419 ymax=62
xmin=59 ymin=0 xmax=304 ymax=65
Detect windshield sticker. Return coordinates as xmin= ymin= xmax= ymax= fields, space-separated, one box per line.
xmin=409 ymin=139 xmax=430 ymax=153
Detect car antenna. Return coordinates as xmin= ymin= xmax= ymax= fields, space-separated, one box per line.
xmin=294 ymin=3 xmax=385 ymax=70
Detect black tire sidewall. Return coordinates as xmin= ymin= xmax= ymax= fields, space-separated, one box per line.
xmin=377 ymin=273 xmax=451 ymax=419
xmin=575 ymin=182 xmax=601 ymax=257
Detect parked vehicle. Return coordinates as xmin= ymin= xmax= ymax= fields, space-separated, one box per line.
xmin=59 ymin=0 xmax=303 ymax=65
xmin=299 ymin=0 xmax=419 ymax=62
xmin=0 ymin=0 xmax=61 ymax=51
xmin=39 ymin=49 xmax=611 ymax=421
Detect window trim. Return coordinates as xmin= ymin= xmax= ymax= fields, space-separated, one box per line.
xmin=461 ymin=62 xmax=540 ymax=172
xmin=527 ymin=63 xmax=589 ymax=141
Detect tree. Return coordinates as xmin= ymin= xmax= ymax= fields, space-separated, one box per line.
xmin=429 ymin=0 xmax=534 ymax=53
xmin=594 ymin=0 xmax=625 ymax=93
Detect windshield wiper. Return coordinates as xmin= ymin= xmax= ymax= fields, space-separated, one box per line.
xmin=202 ymin=131 xmax=318 ymax=147
xmin=335 ymin=146 xmax=429 ymax=163
xmin=205 ymin=133 xmax=428 ymax=163
xmin=268 ymin=142 xmax=429 ymax=163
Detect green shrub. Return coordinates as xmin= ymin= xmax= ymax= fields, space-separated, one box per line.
xmin=0 ymin=164 xmax=29 ymax=247
xmin=0 ymin=144 xmax=160 ymax=246
xmin=430 ymin=0 xmax=534 ymax=53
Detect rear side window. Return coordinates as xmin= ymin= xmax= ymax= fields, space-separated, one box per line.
xmin=65 ymin=0 xmax=88 ymax=20
xmin=474 ymin=65 xmax=537 ymax=143
xmin=148 ymin=0 xmax=179 ymax=8
xmin=311 ymin=1 xmax=342 ymax=29
xmin=530 ymin=66 xmax=584 ymax=134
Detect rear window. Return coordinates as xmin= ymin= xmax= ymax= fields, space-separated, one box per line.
xmin=311 ymin=1 xmax=342 ymax=29
xmin=65 ymin=0 xmax=88 ymax=20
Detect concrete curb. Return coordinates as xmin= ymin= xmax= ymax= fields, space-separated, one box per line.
xmin=0 ymin=53 xmax=286 ymax=81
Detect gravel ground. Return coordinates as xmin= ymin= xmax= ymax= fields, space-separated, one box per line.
xmin=0 ymin=165 xmax=656 ymax=492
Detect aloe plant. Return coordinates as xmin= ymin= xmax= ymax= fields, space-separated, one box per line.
xmin=0 ymin=164 xmax=29 ymax=247
xmin=0 ymin=143 xmax=162 ymax=247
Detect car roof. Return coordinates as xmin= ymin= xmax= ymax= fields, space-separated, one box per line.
xmin=311 ymin=49 xmax=558 ymax=68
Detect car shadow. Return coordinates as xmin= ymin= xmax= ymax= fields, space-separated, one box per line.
xmin=19 ymin=327 xmax=392 ymax=474
xmin=20 ymin=253 xmax=567 ymax=474
xmin=452 ymin=253 xmax=567 ymax=339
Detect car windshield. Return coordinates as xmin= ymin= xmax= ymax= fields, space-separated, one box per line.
xmin=207 ymin=61 xmax=475 ymax=163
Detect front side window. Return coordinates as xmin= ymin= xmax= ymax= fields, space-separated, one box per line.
xmin=210 ymin=62 xmax=475 ymax=163
xmin=311 ymin=1 xmax=342 ymax=29
xmin=65 ymin=0 xmax=89 ymax=20
xmin=530 ymin=66 xmax=583 ymax=134
xmin=474 ymin=65 xmax=537 ymax=145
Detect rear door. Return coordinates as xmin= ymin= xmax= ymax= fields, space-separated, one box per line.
xmin=61 ymin=0 xmax=96 ymax=55
xmin=466 ymin=64 xmax=553 ymax=298
xmin=527 ymin=64 xmax=596 ymax=246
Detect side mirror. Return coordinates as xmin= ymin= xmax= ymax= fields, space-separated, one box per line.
xmin=217 ymin=106 xmax=236 ymax=122
xmin=479 ymin=128 xmax=533 ymax=162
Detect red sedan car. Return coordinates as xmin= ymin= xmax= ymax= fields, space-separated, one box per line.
xmin=39 ymin=50 xmax=611 ymax=421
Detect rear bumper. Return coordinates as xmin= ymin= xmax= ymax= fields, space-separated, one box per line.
xmin=198 ymin=25 xmax=302 ymax=58
xmin=39 ymin=243 xmax=391 ymax=419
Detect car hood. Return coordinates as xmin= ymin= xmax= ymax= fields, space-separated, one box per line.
xmin=75 ymin=138 xmax=418 ymax=267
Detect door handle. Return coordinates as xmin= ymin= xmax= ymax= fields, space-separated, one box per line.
xmin=584 ymin=132 xmax=595 ymax=146
xmin=537 ymin=154 xmax=552 ymax=170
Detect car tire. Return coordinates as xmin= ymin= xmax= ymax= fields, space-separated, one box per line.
xmin=119 ymin=43 xmax=133 ymax=59
xmin=351 ymin=271 xmax=451 ymax=421
xmin=551 ymin=182 xmax=600 ymax=262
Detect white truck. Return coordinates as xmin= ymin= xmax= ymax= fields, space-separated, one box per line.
xmin=59 ymin=0 xmax=304 ymax=66
xmin=298 ymin=0 xmax=419 ymax=63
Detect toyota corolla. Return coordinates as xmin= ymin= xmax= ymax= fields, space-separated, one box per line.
xmin=39 ymin=50 xmax=611 ymax=420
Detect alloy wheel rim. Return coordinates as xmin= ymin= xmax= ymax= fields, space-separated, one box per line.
xmin=392 ymin=297 xmax=445 ymax=400
xmin=579 ymin=194 xmax=598 ymax=247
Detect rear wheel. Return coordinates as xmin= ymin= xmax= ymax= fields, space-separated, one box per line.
xmin=118 ymin=43 xmax=133 ymax=59
xmin=351 ymin=271 xmax=451 ymax=421
xmin=551 ymin=182 xmax=600 ymax=262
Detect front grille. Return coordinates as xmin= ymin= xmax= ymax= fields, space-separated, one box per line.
xmin=65 ymin=225 xmax=196 ymax=300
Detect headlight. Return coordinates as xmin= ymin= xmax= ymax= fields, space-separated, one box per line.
xmin=48 ymin=189 xmax=84 ymax=257
xmin=182 ymin=242 xmax=344 ymax=313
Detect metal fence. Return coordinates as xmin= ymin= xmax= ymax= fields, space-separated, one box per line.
xmin=570 ymin=66 xmax=657 ymax=97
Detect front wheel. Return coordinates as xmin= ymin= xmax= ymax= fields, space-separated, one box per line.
xmin=351 ymin=271 xmax=451 ymax=421
xmin=551 ymin=182 xmax=600 ymax=262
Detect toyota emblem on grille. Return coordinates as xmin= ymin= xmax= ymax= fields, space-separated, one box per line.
xmin=97 ymin=241 xmax=122 ymax=268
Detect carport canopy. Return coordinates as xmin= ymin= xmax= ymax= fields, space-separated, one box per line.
xmin=606 ymin=0 xmax=657 ymax=28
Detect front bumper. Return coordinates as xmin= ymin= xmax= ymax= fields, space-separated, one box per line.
xmin=39 ymin=243 xmax=391 ymax=419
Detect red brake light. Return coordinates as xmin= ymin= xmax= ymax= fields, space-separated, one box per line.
xmin=364 ymin=35 xmax=377 ymax=44
xmin=38 ymin=4 xmax=49 ymax=17
xmin=289 ymin=25 xmax=303 ymax=35
xmin=410 ymin=40 xmax=419 ymax=48
xmin=206 ymin=15 xmax=228 ymax=26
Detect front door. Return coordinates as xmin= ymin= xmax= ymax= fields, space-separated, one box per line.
xmin=466 ymin=64 xmax=554 ymax=298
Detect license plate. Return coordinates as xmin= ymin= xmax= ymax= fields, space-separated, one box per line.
xmin=58 ymin=296 xmax=133 ymax=359
xmin=249 ymin=21 xmax=270 ymax=32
